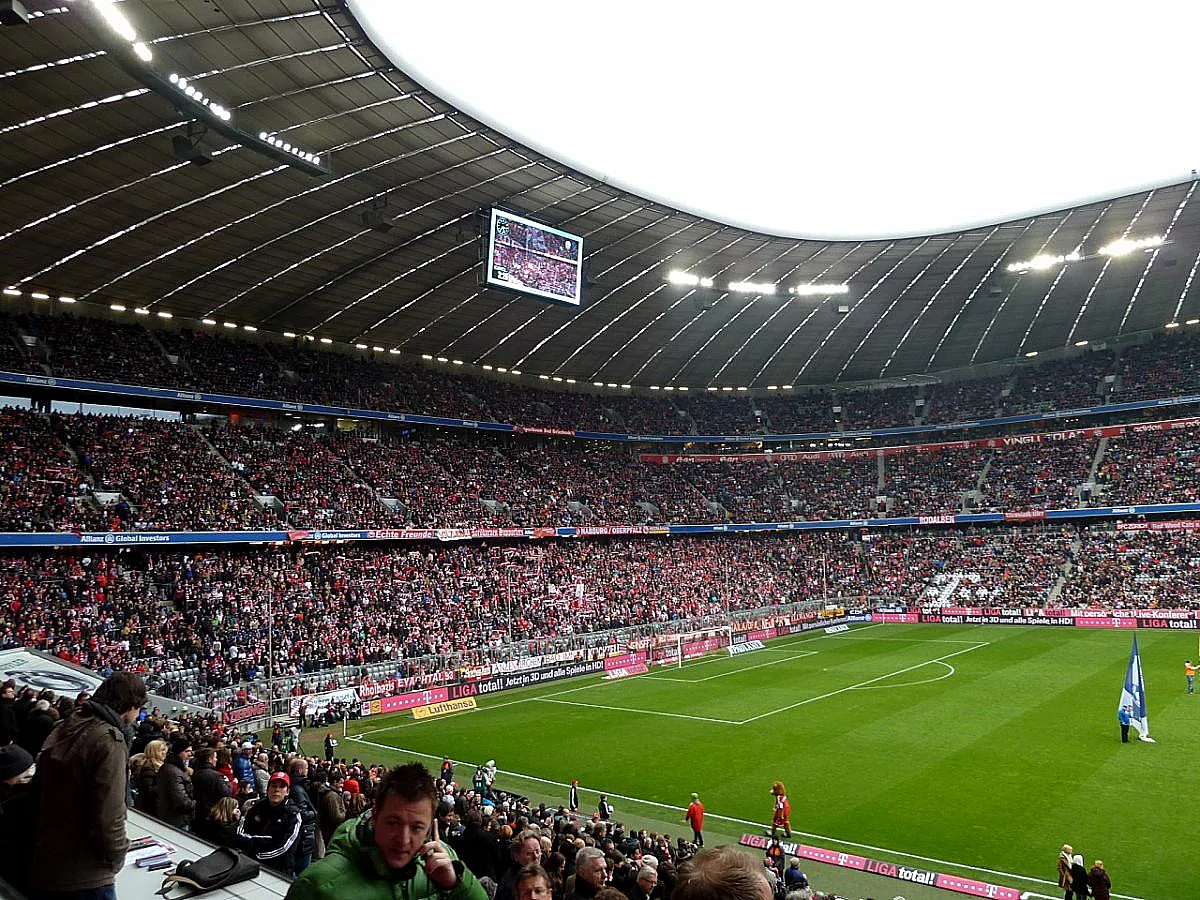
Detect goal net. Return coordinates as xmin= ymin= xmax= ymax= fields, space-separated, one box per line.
xmin=644 ymin=626 xmax=734 ymax=669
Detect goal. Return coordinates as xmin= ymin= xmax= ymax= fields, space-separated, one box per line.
xmin=646 ymin=625 xmax=734 ymax=669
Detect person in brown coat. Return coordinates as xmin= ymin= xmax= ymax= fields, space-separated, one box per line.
xmin=30 ymin=671 xmax=147 ymax=900
xmin=1057 ymin=844 xmax=1074 ymax=900
xmin=1089 ymin=860 xmax=1111 ymax=900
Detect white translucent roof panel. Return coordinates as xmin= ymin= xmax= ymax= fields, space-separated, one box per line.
xmin=349 ymin=0 xmax=1200 ymax=239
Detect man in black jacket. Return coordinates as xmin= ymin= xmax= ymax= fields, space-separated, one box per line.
xmin=454 ymin=808 xmax=501 ymax=883
xmin=156 ymin=738 xmax=196 ymax=829
xmin=496 ymin=830 xmax=543 ymax=900
xmin=238 ymin=772 xmax=303 ymax=875
xmin=0 ymin=683 xmax=17 ymax=746
xmin=287 ymin=758 xmax=319 ymax=874
xmin=192 ymin=747 xmax=231 ymax=827
xmin=19 ymin=699 xmax=56 ymax=757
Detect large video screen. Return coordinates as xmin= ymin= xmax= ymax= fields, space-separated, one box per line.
xmin=485 ymin=208 xmax=584 ymax=306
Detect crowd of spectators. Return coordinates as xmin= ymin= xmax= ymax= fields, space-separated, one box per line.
xmin=1112 ymin=331 xmax=1200 ymax=402
xmin=1097 ymin=428 xmax=1200 ymax=506
xmin=117 ymin=715 xmax=758 ymax=899
xmin=212 ymin=424 xmax=401 ymax=529
xmin=975 ymin=442 xmax=1097 ymax=512
xmin=157 ymin=327 xmax=290 ymax=399
xmin=0 ymin=525 xmax=1140 ymax=694
xmin=0 ymin=326 xmax=39 ymax=375
xmin=7 ymin=407 xmax=1200 ymax=533
xmin=837 ymin=387 xmax=919 ymax=430
xmin=883 ymin=447 xmax=987 ymax=516
xmin=0 ymin=407 xmax=110 ymax=532
xmin=758 ymin=393 xmax=835 ymax=434
xmin=63 ymin=415 xmax=277 ymax=531
xmin=1007 ymin=355 xmax=1111 ymax=413
xmin=912 ymin=530 xmax=1072 ymax=606
xmin=32 ymin=314 xmax=180 ymax=388
xmin=1060 ymin=529 xmax=1200 ymax=609
xmin=923 ymin=375 xmax=1007 ymax=423
xmin=673 ymin=394 xmax=762 ymax=435
xmin=2 ymin=307 xmax=1200 ymax=437
xmin=490 ymin=243 xmax=578 ymax=300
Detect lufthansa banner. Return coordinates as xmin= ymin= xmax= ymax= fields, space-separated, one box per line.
xmin=412 ymin=697 xmax=478 ymax=720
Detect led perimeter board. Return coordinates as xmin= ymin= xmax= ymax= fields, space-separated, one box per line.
xmin=485 ymin=208 xmax=584 ymax=306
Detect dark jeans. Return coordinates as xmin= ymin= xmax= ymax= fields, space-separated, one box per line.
xmin=293 ymin=851 xmax=312 ymax=877
xmin=38 ymin=887 xmax=117 ymax=900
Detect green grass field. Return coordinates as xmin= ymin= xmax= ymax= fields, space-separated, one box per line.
xmin=313 ymin=624 xmax=1197 ymax=900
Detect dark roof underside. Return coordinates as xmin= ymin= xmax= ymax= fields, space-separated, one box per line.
xmin=2 ymin=0 xmax=1198 ymax=389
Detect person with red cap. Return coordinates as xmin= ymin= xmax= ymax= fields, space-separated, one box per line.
xmin=237 ymin=771 xmax=303 ymax=874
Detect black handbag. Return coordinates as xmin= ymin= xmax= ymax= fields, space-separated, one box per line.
xmin=156 ymin=847 xmax=261 ymax=896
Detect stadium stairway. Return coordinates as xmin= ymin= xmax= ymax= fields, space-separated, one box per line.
xmin=973 ymin=453 xmax=994 ymax=496
xmin=142 ymin=324 xmax=180 ymax=373
xmin=192 ymin=424 xmax=289 ymax=524
xmin=1087 ymin=436 xmax=1110 ymax=485
xmin=1046 ymin=535 xmax=1082 ymax=605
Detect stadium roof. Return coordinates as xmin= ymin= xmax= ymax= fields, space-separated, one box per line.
xmin=351 ymin=0 xmax=1200 ymax=241
xmin=2 ymin=0 xmax=1199 ymax=391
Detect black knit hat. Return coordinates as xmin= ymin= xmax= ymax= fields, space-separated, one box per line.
xmin=0 ymin=745 xmax=34 ymax=782
xmin=170 ymin=737 xmax=192 ymax=758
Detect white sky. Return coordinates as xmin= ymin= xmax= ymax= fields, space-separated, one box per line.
xmin=348 ymin=1 xmax=1200 ymax=240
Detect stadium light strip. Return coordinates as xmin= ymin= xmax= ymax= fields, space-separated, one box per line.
xmin=1006 ymin=235 xmax=1165 ymax=272
xmin=666 ymin=270 xmax=714 ymax=288
xmin=1099 ymin=234 xmax=1165 ymax=256
xmin=1005 ymin=251 xmax=1082 ymax=273
xmin=789 ymin=284 xmax=850 ymax=295
xmin=79 ymin=1 xmax=328 ymax=176
xmin=729 ymin=280 xmax=777 ymax=295
xmin=668 ymin=272 xmax=851 ymax=297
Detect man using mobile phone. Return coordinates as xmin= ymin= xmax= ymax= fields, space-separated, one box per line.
xmin=287 ymin=762 xmax=486 ymax=900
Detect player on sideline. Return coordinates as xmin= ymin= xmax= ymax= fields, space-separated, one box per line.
xmin=1186 ymin=660 xmax=1197 ymax=694
xmin=770 ymin=781 xmax=791 ymax=838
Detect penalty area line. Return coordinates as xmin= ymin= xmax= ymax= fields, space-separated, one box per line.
xmin=535 ymin=696 xmax=740 ymax=725
xmin=736 ymin=641 xmax=989 ymax=725
xmin=342 ymin=738 xmax=1144 ymax=898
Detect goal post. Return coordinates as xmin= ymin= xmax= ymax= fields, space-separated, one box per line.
xmin=644 ymin=625 xmax=734 ymax=668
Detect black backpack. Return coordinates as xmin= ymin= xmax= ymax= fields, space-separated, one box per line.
xmin=156 ymin=847 xmax=260 ymax=896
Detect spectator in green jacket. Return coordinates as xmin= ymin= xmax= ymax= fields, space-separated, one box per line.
xmin=287 ymin=762 xmax=486 ymax=900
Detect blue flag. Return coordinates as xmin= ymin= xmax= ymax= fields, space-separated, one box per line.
xmin=1119 ymin=634 xmax=1154 ymax=742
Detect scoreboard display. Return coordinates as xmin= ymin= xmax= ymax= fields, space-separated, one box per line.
xmin=485 ymin=208 xmax=584 ymax=306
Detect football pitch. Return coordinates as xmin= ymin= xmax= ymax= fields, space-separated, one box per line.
xmin=323 ymin=624 xmax=1198 ymax=899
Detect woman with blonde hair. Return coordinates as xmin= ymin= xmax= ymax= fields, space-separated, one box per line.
xmin=196 ymin=795 xmax=241 ymax=847
xmin=131 ymin=739 xmax=167 ymax=816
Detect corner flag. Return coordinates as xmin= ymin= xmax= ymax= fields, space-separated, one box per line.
xmin=1120 ymin=634 xmax=1155 ymax=743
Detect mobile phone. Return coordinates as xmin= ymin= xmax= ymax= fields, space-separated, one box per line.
xmin=148 ymin=861 xmax=172 ymax=871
